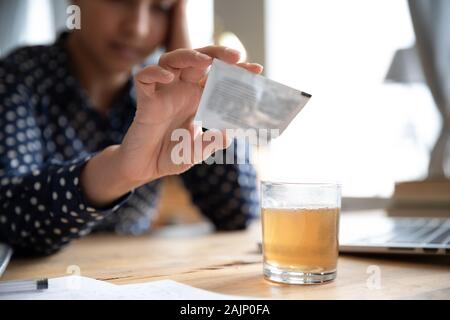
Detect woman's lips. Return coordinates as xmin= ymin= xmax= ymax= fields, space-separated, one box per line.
xmin=109 ymin=43 xmax=142 ymax=62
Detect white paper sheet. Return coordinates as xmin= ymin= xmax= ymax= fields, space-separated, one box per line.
xmin=0 ymin=276 xmax=247 ymax=300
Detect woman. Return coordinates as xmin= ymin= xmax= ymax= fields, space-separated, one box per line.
xmin=0 ymin=0 xmax=262 ymax=255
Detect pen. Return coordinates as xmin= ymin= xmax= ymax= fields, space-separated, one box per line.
xmin=0 ymin=278 xmax=48 ymax=294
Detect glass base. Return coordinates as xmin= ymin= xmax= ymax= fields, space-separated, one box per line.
xmin=263 ymin=263 xmax=336 ymax=285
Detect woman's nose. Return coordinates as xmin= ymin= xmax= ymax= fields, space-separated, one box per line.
xmin=125 ymin=5 xmax=151 ymax=39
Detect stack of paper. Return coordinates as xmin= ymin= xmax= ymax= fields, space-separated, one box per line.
xmin=1 ymin=276 xmax=247 ymax=300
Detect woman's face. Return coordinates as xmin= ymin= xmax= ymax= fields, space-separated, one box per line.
xmin=72 ymin=0 xmax=176 ymax=73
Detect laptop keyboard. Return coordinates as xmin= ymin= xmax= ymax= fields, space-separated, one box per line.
xmin=355 ymin=218 xmax=450 ymax=246
xmin=429 ymin=228 xmax=450 ymax=244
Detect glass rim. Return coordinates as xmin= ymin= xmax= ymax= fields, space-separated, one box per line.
xmin=261 ymin=180 xmax=342 ymax=188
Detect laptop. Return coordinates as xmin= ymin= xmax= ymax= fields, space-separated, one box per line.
xmin=339 ymin=212 xmax=450 ymax=256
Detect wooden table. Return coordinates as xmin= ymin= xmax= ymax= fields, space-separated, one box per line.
xmin=2 ymin=212 xmax=450 ymax=299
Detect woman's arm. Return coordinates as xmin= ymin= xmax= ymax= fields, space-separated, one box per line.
xmin=0 ymin=59 xmax=130 ymax=256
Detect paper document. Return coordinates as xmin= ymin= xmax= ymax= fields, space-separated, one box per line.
xmin=195 ymin=59 xmax=311 ymax=139
xmin=0 ymin=275 xmax=248 ymax=300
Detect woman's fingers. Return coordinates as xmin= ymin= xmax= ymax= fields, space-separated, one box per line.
xmin=198 ymin=62 xmax=264 ymax=88
xmin=182 ymin=55 xmax=260 ymax=84
xmin=134 ymin=65 xmax=174 ymax=94
xmin=196 ymin=45 xmax=241 ymax=64
xmin=158 ymin=47 xmax=261 ymax=85
xmin=159 ymin=48 xmax=212 ymax=70
xmin=237 ymin=62 xmax=264 ymax=74
xmin=160 ymin=46 xmax=241 ymax=71
xmin=180 ymin=66 xmax=209 ymax=83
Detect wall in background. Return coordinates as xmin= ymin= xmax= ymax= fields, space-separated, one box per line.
xmin=214 ymin=0 xmax=265 ymax=66
xmin=0 ymin=0 xmax=55 ymax=56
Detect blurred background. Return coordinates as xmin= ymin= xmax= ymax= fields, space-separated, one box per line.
xmin=0 ymin=0 xmax=447 ymax=221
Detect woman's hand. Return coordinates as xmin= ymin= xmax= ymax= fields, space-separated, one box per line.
xmin=166 ymin=0 xmax=191 ymax=50
xmin=80 ymin=46 xmax=263 ymax=207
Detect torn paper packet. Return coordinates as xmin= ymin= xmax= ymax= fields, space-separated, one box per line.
xmin=195 ymin=59 xmax=312 ymax=140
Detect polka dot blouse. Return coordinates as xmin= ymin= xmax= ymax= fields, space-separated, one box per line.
xmin=0 ymin=33 xmax=259 ymax=256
